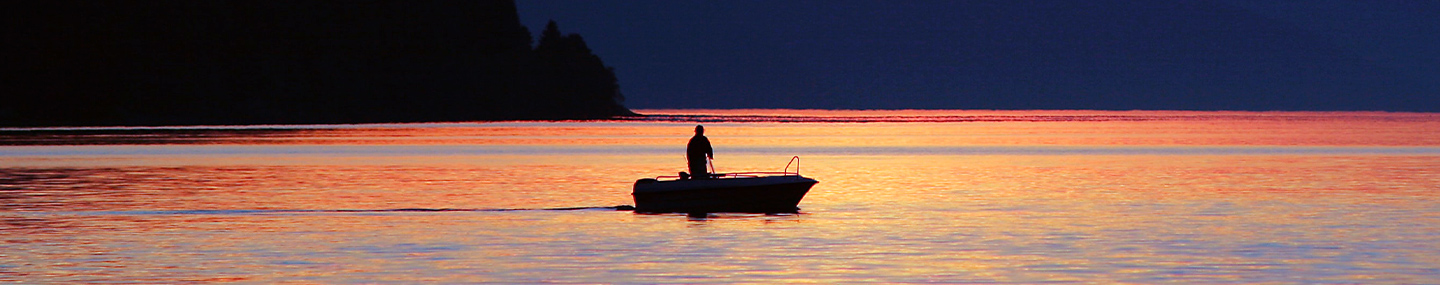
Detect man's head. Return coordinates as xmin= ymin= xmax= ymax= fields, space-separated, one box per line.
xmin=694 ymin=125 xmax=704 ymax=135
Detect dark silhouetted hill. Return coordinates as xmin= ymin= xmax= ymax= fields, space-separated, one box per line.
xmin=1 ymin=0 xmax=633 ymax=127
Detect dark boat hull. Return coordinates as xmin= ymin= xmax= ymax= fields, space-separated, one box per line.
xmin=632 ymin=175 xmax=818 ymax=213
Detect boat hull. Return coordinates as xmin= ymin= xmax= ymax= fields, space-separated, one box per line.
xmin=632 ymin=175 xmax=817 ymax=213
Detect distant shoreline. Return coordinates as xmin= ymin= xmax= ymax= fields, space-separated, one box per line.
xmin=4 ymin=110 xmax=1434 ymax=132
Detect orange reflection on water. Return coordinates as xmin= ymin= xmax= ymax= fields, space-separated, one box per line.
xmin=3 ymin=110 xmax=1440 ymax=283
xmin=4 ymin=110 xmax=1435 ymax=147
xmin=792 ymin=153 xmax=1439 ymax=283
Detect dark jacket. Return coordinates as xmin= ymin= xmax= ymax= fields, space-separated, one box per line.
xmin=686 ymin=134 xmax=712 ymax=174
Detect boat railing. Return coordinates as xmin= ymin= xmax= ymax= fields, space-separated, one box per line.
xmin=783 ymin=155 xmax=800 ymax=175
xmin=653 ymin=156 xmax=803 ymax=180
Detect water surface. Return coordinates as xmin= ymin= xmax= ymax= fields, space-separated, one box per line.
xmin=3 ymin=110 xmax=1438 ymax=283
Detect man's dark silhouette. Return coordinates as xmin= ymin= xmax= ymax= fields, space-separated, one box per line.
xmin=686 ymin=125 xmax=713 ymax=179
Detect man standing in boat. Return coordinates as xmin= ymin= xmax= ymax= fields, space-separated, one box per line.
xmin=687 ymin=125 xmax=714 ymax=179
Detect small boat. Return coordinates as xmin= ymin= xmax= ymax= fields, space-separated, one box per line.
xmin=632 ymin=156 xmax=818 ymax=214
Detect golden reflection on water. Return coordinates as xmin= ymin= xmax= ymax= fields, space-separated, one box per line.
xmin=2 ymin=110 xmax=1439 ymax=283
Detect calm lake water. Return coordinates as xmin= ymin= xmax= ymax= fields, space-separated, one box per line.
xmin=3 ymin=110 xmax=1438 ymax=283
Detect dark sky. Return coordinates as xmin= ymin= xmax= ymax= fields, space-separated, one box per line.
xmin=517 ymin=0 xmax=1440 ymax=111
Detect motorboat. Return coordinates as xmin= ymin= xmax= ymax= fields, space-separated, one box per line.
xmin=632 ymin=156 xmax=818 ymax=214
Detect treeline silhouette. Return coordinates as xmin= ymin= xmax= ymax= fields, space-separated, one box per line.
xmin=2 ymin=0 xmax=633 ymax=127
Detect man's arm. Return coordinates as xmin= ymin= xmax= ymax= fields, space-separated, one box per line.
xmin=705 ymin=138 xmax=714 ymax=158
